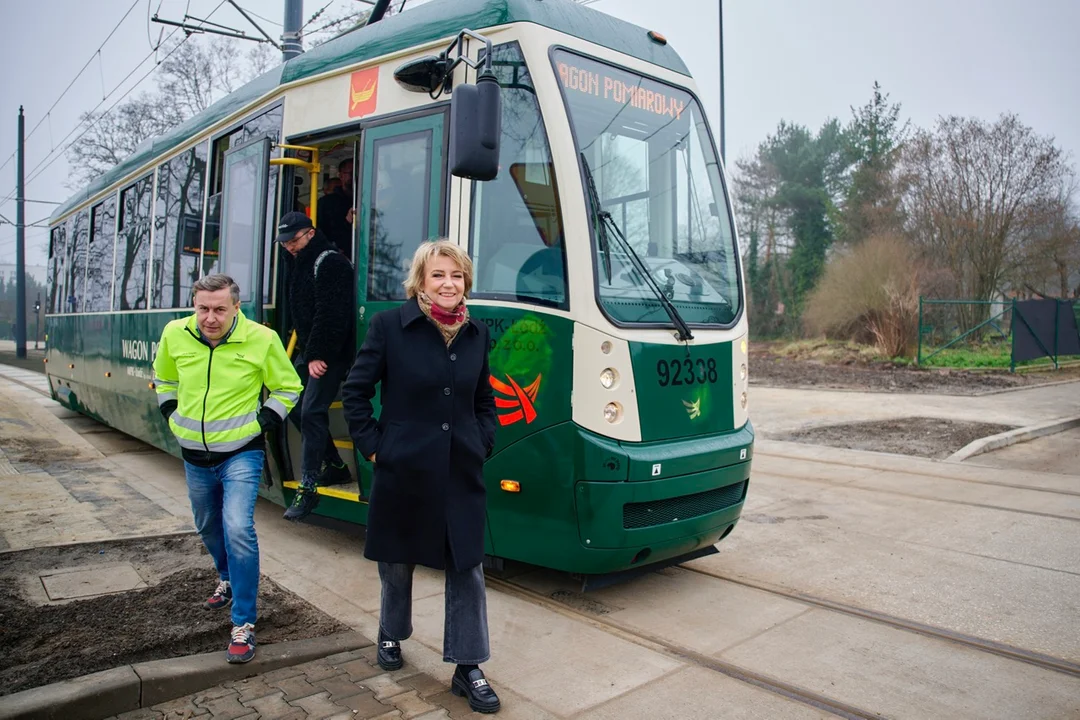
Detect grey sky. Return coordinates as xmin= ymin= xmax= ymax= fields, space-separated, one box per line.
xmin=2 ymin=0 xmax=1078 ymax=272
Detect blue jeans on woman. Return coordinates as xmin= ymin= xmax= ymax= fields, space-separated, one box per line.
xmin=184 ymin=450 xmax=263 ymax=627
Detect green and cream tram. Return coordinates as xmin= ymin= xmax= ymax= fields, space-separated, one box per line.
xmin=44 ymin=0 xmax=752 ymax=579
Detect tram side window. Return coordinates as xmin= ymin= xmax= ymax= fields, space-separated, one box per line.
xmin=67 ymin=210 xmax=90 ymax=313
xmin=48 ymin=225 xmax=66 ymax=313
xmin=469 ymin=42 xmax=568 ymax=309
xmin=114 ymin=175 xmax=154 ymax=310
xmin=86 ymin=196 xmax=117 ymax=312
xmin=153 ymin=144 xmax=207 ymax=308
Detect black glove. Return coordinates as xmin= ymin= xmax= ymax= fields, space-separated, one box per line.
xmin=159 ymin=399 xmax=177 ymax=422
xmin=258 ymin=407 xmax=283 ymax=434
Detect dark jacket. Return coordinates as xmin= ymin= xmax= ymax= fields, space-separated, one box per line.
xmin=287 ymin=230 xmax=354 ymax=365
xmin=317 ymin=188 xmax=353 ymax=260
xmin=341 ymin=298 xmax=497 ymax=571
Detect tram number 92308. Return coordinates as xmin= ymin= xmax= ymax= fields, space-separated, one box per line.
xmin=656 ymin=358 xmax=719 ymax=387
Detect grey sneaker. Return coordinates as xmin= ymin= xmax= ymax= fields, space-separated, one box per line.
xmin=283 ymin=483 xmax=320 ymax=521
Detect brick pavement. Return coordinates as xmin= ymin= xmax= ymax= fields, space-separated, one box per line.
xmin=103 ymin=646 xmax=491 ymax=720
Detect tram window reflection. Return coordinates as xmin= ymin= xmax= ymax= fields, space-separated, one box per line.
xmin=114 ymin=175 xmax=153 ymax=311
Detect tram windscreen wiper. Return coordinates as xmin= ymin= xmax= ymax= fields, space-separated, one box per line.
xmin=580 ymin=153 xmax=694 ymax=342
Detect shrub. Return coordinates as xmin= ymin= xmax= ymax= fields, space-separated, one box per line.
xmin=803 ymin=234 xmax=922 ymax=358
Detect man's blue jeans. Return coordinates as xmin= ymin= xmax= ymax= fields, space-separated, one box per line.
xmin=184 ymin=450 xmax=263 ymax=627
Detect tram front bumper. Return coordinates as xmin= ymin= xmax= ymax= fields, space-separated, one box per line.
xmin=574 ymin=460 xmax=750 ymax=566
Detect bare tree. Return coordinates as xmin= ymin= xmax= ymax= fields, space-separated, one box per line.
xmin=158 ymin=38 xmax=244 ymax=117
xmin=902 ymin=114 xmax=1073 ymax=321
xmin=66 ymin=94 xmax=182 ymax=189
xmin=66 ymin=37 xmax=269 ymax=188
xmin=1008 ymin=185 xmax=1080 ymax=298
xmin=65 ymin=2 xmax=409 ymax=189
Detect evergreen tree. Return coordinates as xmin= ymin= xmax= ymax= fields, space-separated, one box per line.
xmin=734 ymin=119 xmax=847 ymax=335
xmin=837 ymin=82 xmax=908 ymax=245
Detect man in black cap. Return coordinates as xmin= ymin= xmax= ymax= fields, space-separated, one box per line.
xmin=275 ymin=212 xmax=356 ymax=520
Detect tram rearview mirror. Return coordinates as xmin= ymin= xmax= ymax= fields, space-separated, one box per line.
xmin=449 ymin=71 xmax=501 ymax=181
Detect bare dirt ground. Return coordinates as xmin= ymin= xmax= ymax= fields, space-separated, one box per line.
xmin=0 ymin=534 xmax=349 ymax=695
xmin=777 ymin=417 xmax=1015 ymax=459
xmin=750 ymin=341 xmax=1080 ymax=395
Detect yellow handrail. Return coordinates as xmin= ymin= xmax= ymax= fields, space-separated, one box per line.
xmin=270 ymin=144 xmax=321 ymax=226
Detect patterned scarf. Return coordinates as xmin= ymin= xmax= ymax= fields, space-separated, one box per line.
xmin=417 ymin=292 xmax=469 ymax=346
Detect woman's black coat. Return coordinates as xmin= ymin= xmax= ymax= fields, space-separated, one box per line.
xmin=341 ymin=298 xmax=497 ymax=571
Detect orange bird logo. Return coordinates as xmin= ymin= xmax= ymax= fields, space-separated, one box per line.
xmin=490 ymin=374 xmax=542 ymax=426
xmin=348 ymin=68 xmax=379 ymax=118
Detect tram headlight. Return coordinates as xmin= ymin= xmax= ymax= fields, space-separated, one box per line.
xmin=599 ymin=368 xmax=618 ymax=389
xmin=740 ymin=363 xmax=747 ymax=381
xmin=740 ymin=392 xmax=748 ymax=409
xmin=740 ymin=339 xmax=748 ymax=355
xmin=600 ymin=341 xmax=612 ymax=354
xmin=603 ymin=402 xmax=623 ymax=423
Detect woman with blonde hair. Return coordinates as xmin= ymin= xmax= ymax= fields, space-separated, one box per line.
xmin=342 ymin=239 xmax=500 ymax=713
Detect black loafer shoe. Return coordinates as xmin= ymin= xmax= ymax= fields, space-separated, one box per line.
xmin=377 ymin=632 xmax=403 ymax=671
xmin=451 ymin=666 xmax=501 ymax=714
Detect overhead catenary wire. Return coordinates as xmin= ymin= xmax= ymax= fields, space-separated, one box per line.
xmin=1 ymin=0 xmax=228 ymax=208
xmin=243 ymin=6 xmax=283 ymax=27
xmin=301 ymin=0 xmax=336 ymax=30
xmin=23 ymin=29 xmax=193 ymax=190
xmin=0 ymin=39 xmax=176 ymax=205
xmin=23 ymin=0 xmax=144 ymax=145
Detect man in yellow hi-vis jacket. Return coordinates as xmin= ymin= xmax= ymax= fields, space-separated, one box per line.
xmin=152 ymin=274 xmax=302 ymax=664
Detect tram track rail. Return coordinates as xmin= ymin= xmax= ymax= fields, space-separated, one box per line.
xmin=489 ymin=555 xmax=1080 ymax=718
xmin=753 ymin=466 xmax=1080 ymax=524
xmin=485 ymin=575 xmax=887 ymax=720
xmin=756 ymin=448 xmax=1080 ymax=499
xmin=678 ymin=564 xmax=1080 ymax=680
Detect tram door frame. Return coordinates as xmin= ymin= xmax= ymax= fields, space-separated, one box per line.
xmin=350 ymin=107 xmax=450 ymax=492
xmin=218 ymin=135 xmax=273 ymax=322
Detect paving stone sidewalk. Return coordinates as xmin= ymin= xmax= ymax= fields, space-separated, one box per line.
xmin=0 ymin=382 xmax=191 ymax=550
xmin=104 ymin=646 xmax=490 ymax=720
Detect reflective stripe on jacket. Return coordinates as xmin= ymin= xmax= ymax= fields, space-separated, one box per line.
xmin=152 ymin=311 xmax=302 ymax=454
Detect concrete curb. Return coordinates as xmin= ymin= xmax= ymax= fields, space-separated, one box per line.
xmin=946 ymin=414 xmax=1080 ymax=462
xmin=0 ymin=529 xmax=198 ymax=556
xmin=0 ymin=631 xmax=370 ymax=720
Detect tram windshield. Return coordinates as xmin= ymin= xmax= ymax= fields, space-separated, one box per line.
xmin=553 ymin=50 xmax=741 ymax=327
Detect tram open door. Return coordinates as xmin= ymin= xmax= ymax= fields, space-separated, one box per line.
xmin=216 ymin=133 xmax=323 ymax=500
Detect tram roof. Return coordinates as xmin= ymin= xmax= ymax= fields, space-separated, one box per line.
xmin=52 ymin=0 xmax=690 ymax=224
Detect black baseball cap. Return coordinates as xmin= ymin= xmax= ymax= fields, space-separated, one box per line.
xmin=274 ymin=211 xmax=313 ymax=243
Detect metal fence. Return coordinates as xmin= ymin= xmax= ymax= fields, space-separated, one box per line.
xmin=917 ymin=297 xmax=1080 ymax=370
xmin=917 ymin=299 xmax=1011 ymax=366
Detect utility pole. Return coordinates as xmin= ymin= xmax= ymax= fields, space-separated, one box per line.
xmin=15 ymin=106 xmax=27 ymax=359
xmin=282 ymin=0 xmax=303 ymax=61
xmin=34 ymin=294 xmax=40 ymax=350
xmin=718 ymin=0 xmax=725 ymax=164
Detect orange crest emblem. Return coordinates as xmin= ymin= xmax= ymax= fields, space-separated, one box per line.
xmin=490 ymin=374 xmax=542 ymax=426
xmin=348 ymin=68 xmax=379 ymax=118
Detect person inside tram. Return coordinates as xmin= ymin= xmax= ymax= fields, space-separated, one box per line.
xmin=341 ymin=240 xmax=502 ymax=714
xmin=316 ymin=158 xmax=355 ymax=260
